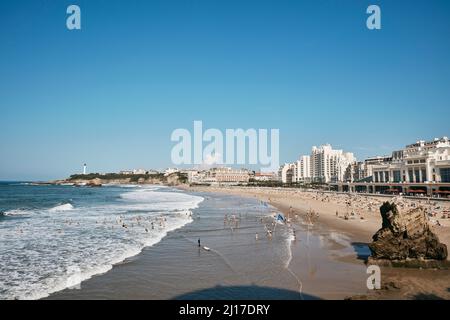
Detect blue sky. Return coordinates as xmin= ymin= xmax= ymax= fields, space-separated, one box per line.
xmin=1 ymin=0 xmax=449 ymax=180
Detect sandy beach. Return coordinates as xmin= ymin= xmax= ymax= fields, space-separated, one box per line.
xmin=184 ymin=186 xmax=450 ymax=300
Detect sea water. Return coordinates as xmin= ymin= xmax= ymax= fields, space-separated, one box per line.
xmin=0 ymin=182 xmax=203 ymax=300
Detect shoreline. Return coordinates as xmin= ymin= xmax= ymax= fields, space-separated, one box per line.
xmin=182 ymin=185 xmax=450 ymax=300
xmin=47 ymin=188 xmax=376 ymax=300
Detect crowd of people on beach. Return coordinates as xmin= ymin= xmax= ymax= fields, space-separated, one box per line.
xmin=282 ymin=190 xmax=450 ymax=228
xmin=221 ymin=204 xmax=299 ymax=243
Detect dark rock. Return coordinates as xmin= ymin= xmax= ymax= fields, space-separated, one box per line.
xmin=382 ymin=281 xmax=401 ymax=290
xmin=369 ymin=200 xmax=448 ymax=261
xmin=86 ymin=178 xmax=102 ymax=187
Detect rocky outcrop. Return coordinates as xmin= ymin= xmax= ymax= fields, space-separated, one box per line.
xmin=369 ymin=200 xmax=448 ymax=261
xmin=86 ymin=178 xmax=102 ymax=187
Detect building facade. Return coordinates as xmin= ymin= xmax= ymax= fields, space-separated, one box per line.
xmin=371 ymin=137 xmax=450 ymax=184
xmin=278 ymin=145 xmax=355 ymax=184
xmin=295 ymin=155 xmax=311 ymax=182
xmin=310 ymin=144 xmax=356 ymax=183
xmin=253 ymin=172 xmax=278 ymax=182
xmin=186 ymin=167 xmax=251 ymax=184
xmin=278 ymin=163 xmax=295 ymax=184
xmin=208 ymin=167 xmax=250 ymax=184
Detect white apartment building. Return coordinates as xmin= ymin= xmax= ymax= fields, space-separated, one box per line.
xmin=278 ymin=163 xmax=295 ymax=183
xmin=278 ymin=145 xmax=355 ymax=184
xmin=295 ymin=155 xmax=311 ymax=182
xmin=310 ymin=144 xmax=356 ymax=183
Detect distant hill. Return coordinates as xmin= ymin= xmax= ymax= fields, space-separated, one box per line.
xmin=53 ymin=172 xmax=188 ymax=186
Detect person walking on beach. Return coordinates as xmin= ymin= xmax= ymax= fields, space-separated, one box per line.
xmin=198 ymin=238 xmax=201 ymax=247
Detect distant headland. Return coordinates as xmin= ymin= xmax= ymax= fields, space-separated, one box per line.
xmin=47 ymin=172 xmax=188 ymax=187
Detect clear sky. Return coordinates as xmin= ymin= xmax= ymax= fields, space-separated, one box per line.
xmin=1 ymin=0 xmax=449 ymax=181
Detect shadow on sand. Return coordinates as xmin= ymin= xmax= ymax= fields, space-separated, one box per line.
xmin=172 ymin=285 xmax=321 ymax=300
xmin=412 ymin=293 xmax=445 ymax=300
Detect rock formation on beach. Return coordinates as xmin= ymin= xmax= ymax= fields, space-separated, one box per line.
xmin=369 ymin=199 xmax=448 ymax=261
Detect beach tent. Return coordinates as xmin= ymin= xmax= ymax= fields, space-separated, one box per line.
xmin=276 ymin=213 xmax=286 ymax=224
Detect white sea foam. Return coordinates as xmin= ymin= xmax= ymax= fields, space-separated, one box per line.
xmin=2 ymin=209 xmax=30 ymax=216
xmin=48 ymin=203 xmax=74 ymax=212
xmin=0 ymin=186 xmax=203 ymax=300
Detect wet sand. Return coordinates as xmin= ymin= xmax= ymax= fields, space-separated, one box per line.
xmin=48 ymin=192 xmax=372 ymax=300
xmin=185 ymin=186 xmax=450 ymax=300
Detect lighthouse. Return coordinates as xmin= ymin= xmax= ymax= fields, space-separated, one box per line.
xmin=83 ymin=164 xmax=87 ymax=175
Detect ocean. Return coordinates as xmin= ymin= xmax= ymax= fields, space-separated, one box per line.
xmin=0 ymin=182 xmax=203 ymax=300
xmin=1 ymin=182 xmax=369 ymax=300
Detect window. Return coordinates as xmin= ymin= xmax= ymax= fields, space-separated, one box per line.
xmin=441 ymin=168 xmax=450 ymax=183
xmin=393 ymin=171 xmax=401 ymax=183
xmin=421 ymin=169 xmax=426 ymax=182
xmin=408 ymin=170 xmax=414 ymax=182
xmin=414 ymin=170 xmax=420 ymax=182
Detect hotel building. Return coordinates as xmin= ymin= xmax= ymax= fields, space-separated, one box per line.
xmin=279 ymin=144 xmax=356 ymax=183
xmin=310 ymin=144 xmax=356 ymax=183
xmin=333 ymin=137 xmax=450 ymax=196
xmin=371 ymin=137 xmax=450 ymax=184
xmin=188 ymin=167 xmax=251 ymax=185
